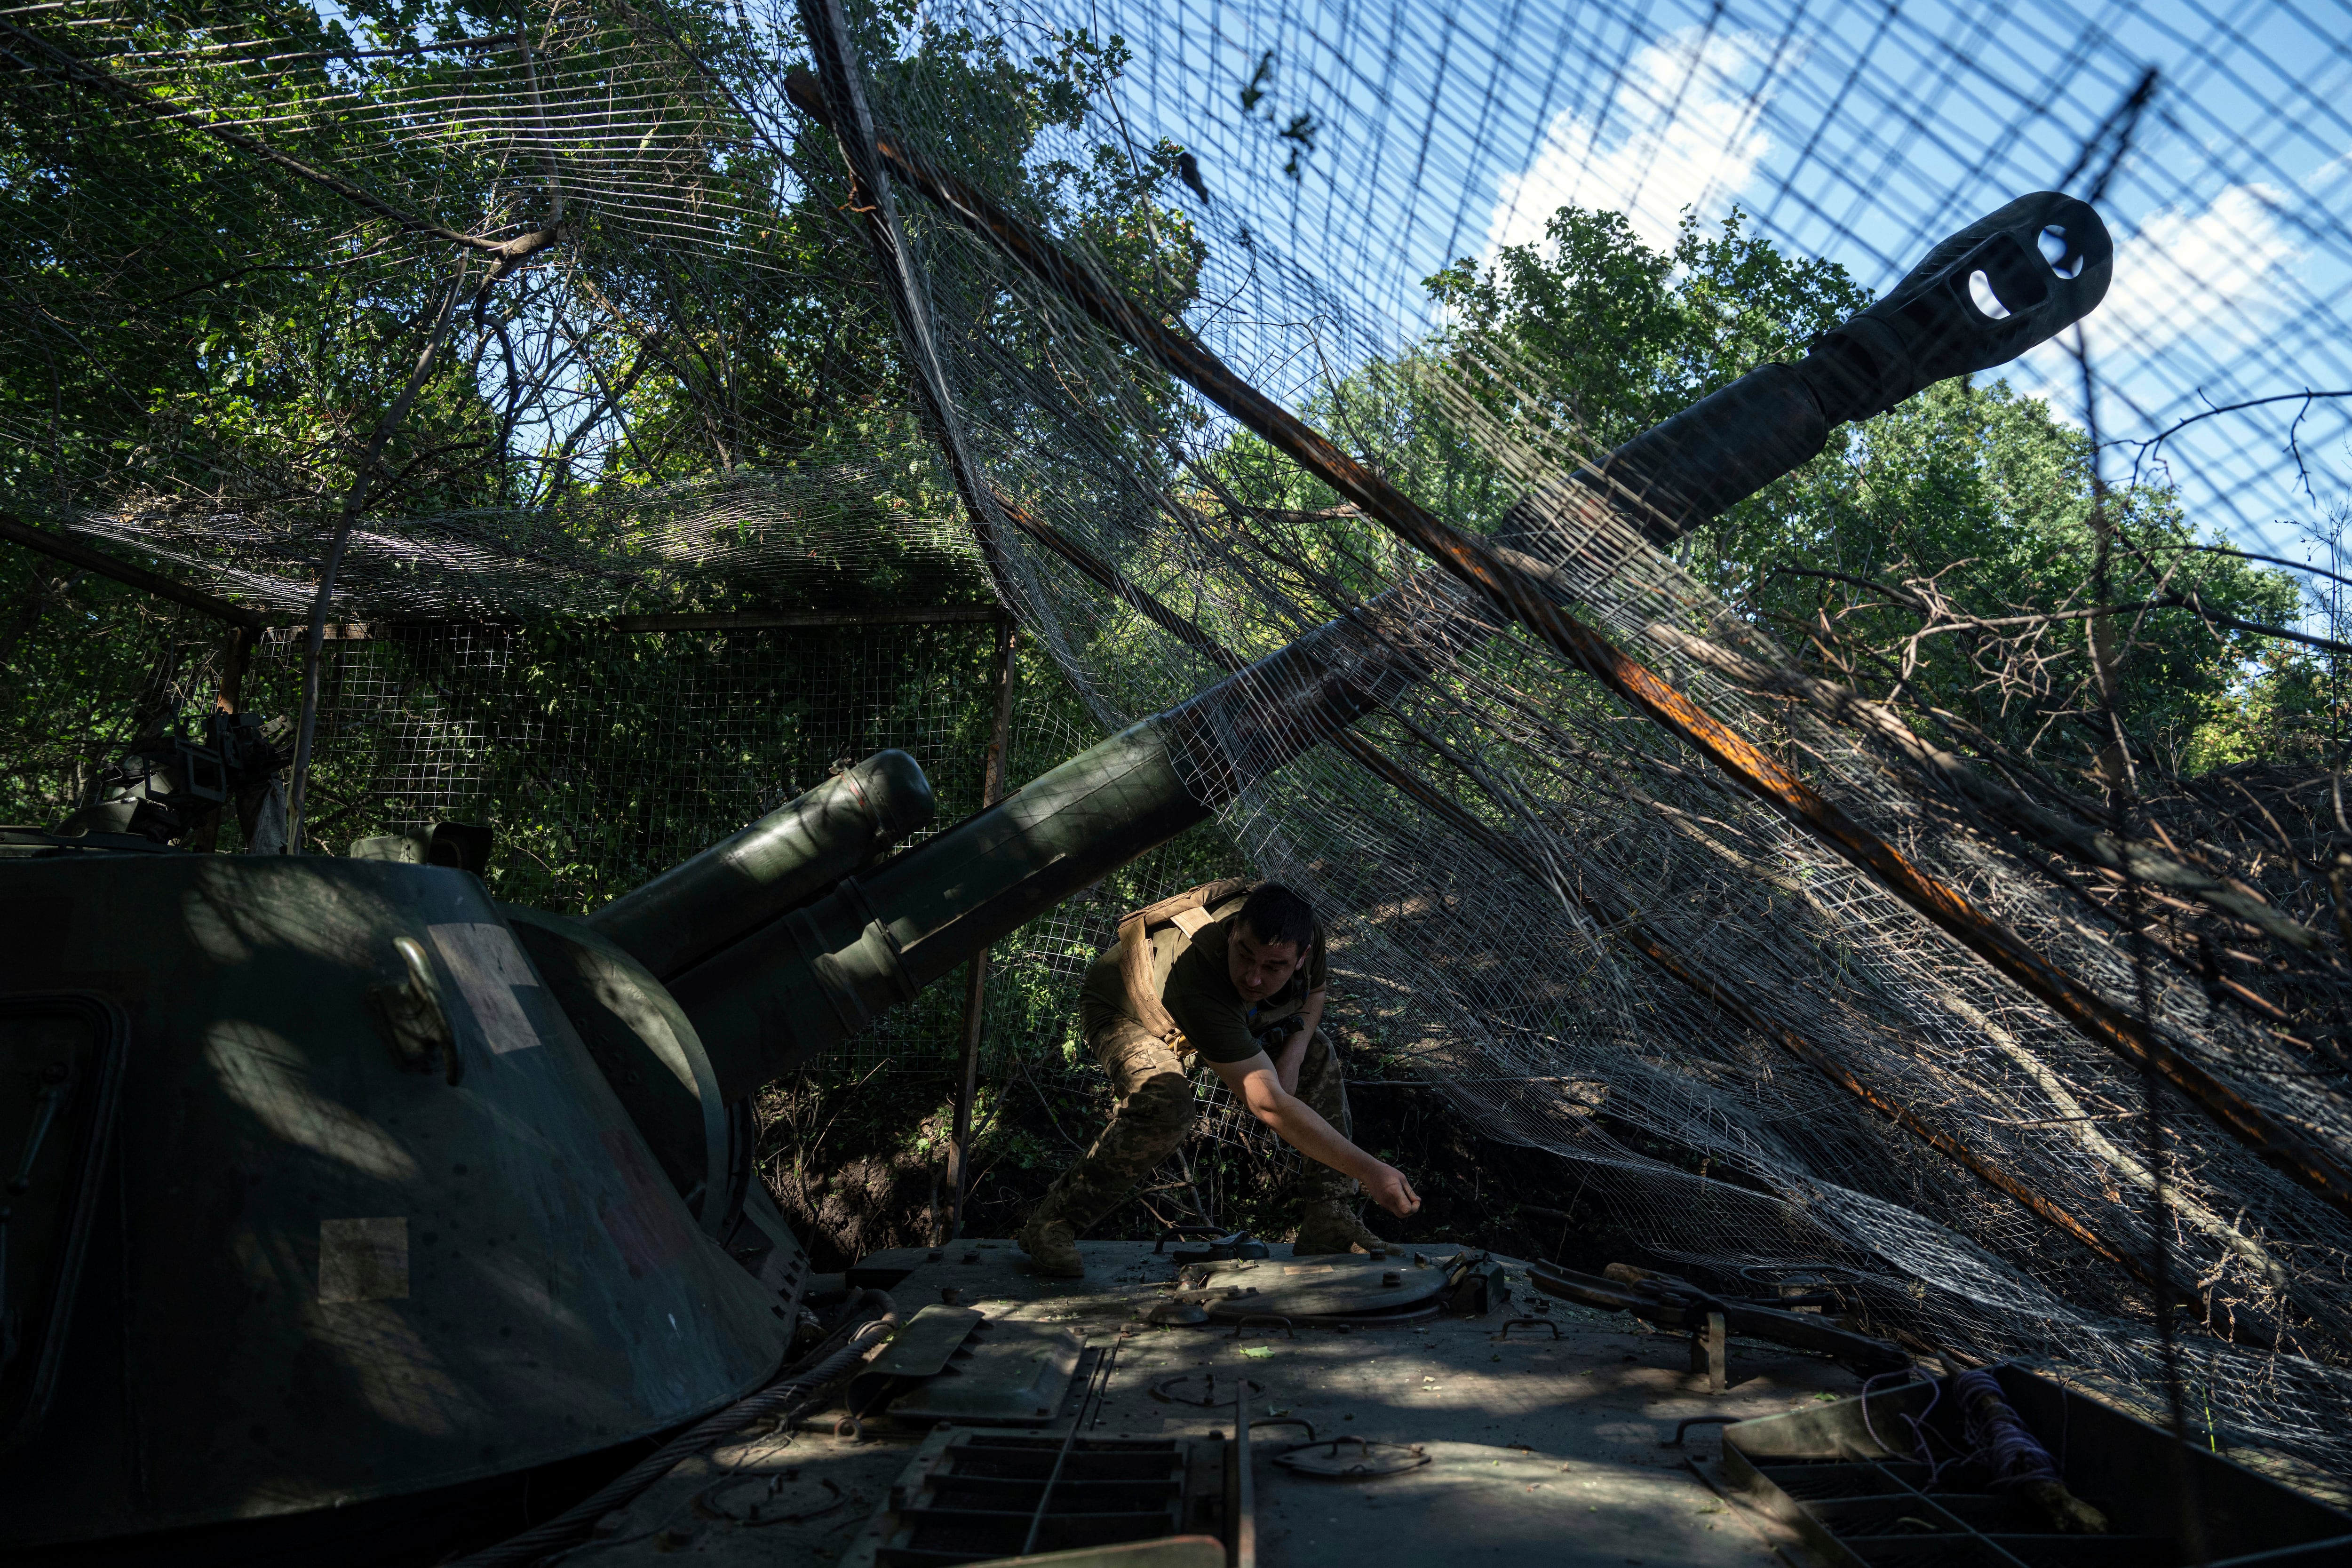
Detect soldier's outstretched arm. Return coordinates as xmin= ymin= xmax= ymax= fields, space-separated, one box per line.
xmin=1270 ymin=983 xmax=1328 ymax=1095
xmin=1204 ymin=1051 xmax=1421 ymax=1217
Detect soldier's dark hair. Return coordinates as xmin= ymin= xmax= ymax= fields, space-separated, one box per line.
xmin=1238 ymin=882 xmax=1317 ymax=954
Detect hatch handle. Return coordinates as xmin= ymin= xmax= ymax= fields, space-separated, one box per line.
xmin=367 ymin=936 xmax=461 ymax=1085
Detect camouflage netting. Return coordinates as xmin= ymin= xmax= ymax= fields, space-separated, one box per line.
xmin=5 ymin=0 xmax=2352 ymax=1495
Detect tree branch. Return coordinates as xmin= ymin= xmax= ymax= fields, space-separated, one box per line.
xmin=2122 ymin=389 xmax=2352 ymax=489
xmin=1774 ymin=565 xmax=2352 ymax=659
xmin=1646 ymin=620 xmax=2334 ymax=954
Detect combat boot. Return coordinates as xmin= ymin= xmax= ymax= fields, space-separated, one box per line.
xmin=1017 ymin=1217 xmax=1085 ymax=1278
xmin=1292 ymin=1202 xmax=1384 ymax=1256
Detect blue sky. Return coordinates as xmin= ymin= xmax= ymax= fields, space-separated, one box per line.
xmin=1026 ymin=0 xmax=2352 ymax=580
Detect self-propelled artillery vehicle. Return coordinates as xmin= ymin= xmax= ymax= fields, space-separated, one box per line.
xmin=1 ymin=195 xmax=2180 ymax=1566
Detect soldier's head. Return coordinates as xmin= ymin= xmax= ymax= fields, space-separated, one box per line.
xmin=1230 ymin=883 xmax=1317 ymax=1003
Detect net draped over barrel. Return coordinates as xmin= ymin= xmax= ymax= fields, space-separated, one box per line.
xmin=3 ymin=0 xmax=2349 ymax=1492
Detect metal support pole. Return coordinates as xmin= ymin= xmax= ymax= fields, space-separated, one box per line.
xmin=1227 ymin=1376 xmax=1255 ymax=1568
xmin=943 ymin=618 xmax=1017 ymax=1242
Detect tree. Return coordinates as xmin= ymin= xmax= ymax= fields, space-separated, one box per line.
xmin=0 ymin=0 xmax=1205 ymax=520
xmin=0 ymin=0 xmax=1209 ymax=836
xmin=1422 ymin=204 xmax=1869 ymax=450
xmin=1203 ymin=202 xmax=2312 ymax=784
xmin=1182 ymin=207 xmax=1873 ymax=642
xmin=1739 ymin=374 xmax=2301 ymax=774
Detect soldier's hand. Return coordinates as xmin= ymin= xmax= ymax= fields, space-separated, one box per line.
xmin=1366 ymin=1163 xmax=1421 ymax=1218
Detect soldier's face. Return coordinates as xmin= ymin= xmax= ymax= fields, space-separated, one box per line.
xmin=1229 ymin=923 xmax=1304 ymax=1003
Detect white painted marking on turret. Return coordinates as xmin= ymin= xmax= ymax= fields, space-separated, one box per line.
xmin=428 ymin=923 xmax=543 ymax=1053
xmin=320 ymin=1217 xmax=409 ymax=1302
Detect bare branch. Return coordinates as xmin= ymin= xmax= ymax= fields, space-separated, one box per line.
xmin=1648 ymin=620 xmax=2335 ymax=954
xmin=2122 ymin=388 xmax=2352 ymax=489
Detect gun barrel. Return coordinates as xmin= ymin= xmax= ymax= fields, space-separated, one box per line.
xmin=671 ymin=584 xmax=1483 ymax=1098
xmin=645 ymin=198 xmax=2117 ymax=1097
xmin=588 ymin=748 xmax=934 ymax=981
xmin=1576 ymin=192 xmax=2113 ymax=546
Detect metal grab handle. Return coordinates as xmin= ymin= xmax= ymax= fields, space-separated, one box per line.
xmin=1277 ymin=1433 xmax=1378 ymax=1458
xmin=1251 ymin=1415 xmax=1317 ymax=1442
xmin=1663 ymin=1415 xmax=1741 ymax=1447
xmin=1226 ymin=1314 xmax=1296 ymax=1340
xmin=368 ymin=936 xmax=461 ymax=1085
xmin=1154 ymin=1226 xmax=1228 ymax=1253
xmin=1494 ymin=1318 xmax=1561 ymax=1341
xmin=8 ymin=1063 xmax=72 ymax=1194
xmin=1302 ymin=1304 xmax=1443 ymax=1331
xmin=1149 ymin=1372 xmax=1264 ymax=1406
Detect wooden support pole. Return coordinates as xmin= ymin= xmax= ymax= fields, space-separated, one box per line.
xmin=185 ymin=622 xmax=261 ymax=854
xmin=801 ymin=104 xmax=2352 ymax=1226
xmin=943 ymin=617 xmax=1017 ymax=1243
xmin=795 ymin=0 xmax=1026 ymax=611
xmin=215 ymin=621 xmax=255 ymax=714
xmin=0 ymin=512 xmax=267 ymax=630
xmin=308 ymin=606 xmax=1007 ymax=641
xmin=1 ymin=516 xmax=1005 ymax=640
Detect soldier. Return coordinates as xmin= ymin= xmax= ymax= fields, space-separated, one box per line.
xmin=1016 ymin=879 xmax=1421 ymax=1278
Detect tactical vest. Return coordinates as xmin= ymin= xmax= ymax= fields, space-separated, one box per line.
xmin=1115 ymin=877 xmax=1252 ymax=1049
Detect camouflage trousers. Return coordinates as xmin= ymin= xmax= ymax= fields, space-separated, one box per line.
xmin=1029 ymin=1017 xmax=1358 ymax=1236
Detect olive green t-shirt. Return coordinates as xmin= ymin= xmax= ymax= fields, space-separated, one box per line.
xmin=1079 ymin=896 xmax=1327 ymax=1065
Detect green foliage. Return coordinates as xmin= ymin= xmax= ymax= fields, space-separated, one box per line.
xmin=0 ymin=0 xmax=1203 ymax=529
xmin=0 ymin=0 xmax=1210 ymax=826
xmin=1192 ymin=207 xmax=1874 ymax=616
xmin=1424 ymin=205 xmax=1869 ymax=450
xmin=0 ymin=1 xmax=516 ymax=511
xmin=2178 ymin=638 xmax=2342 ymax=774
xmin=1728 ymin=374 xmax=2302 ymax=766
xmin=0 ymin=561 xmax=221 ymax=822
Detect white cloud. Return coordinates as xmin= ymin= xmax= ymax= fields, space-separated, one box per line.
xmin=2091 ymin=183 xmax=2303 ymax=360
xmin=1482 ymin=27 xmax=1777 ymax=261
